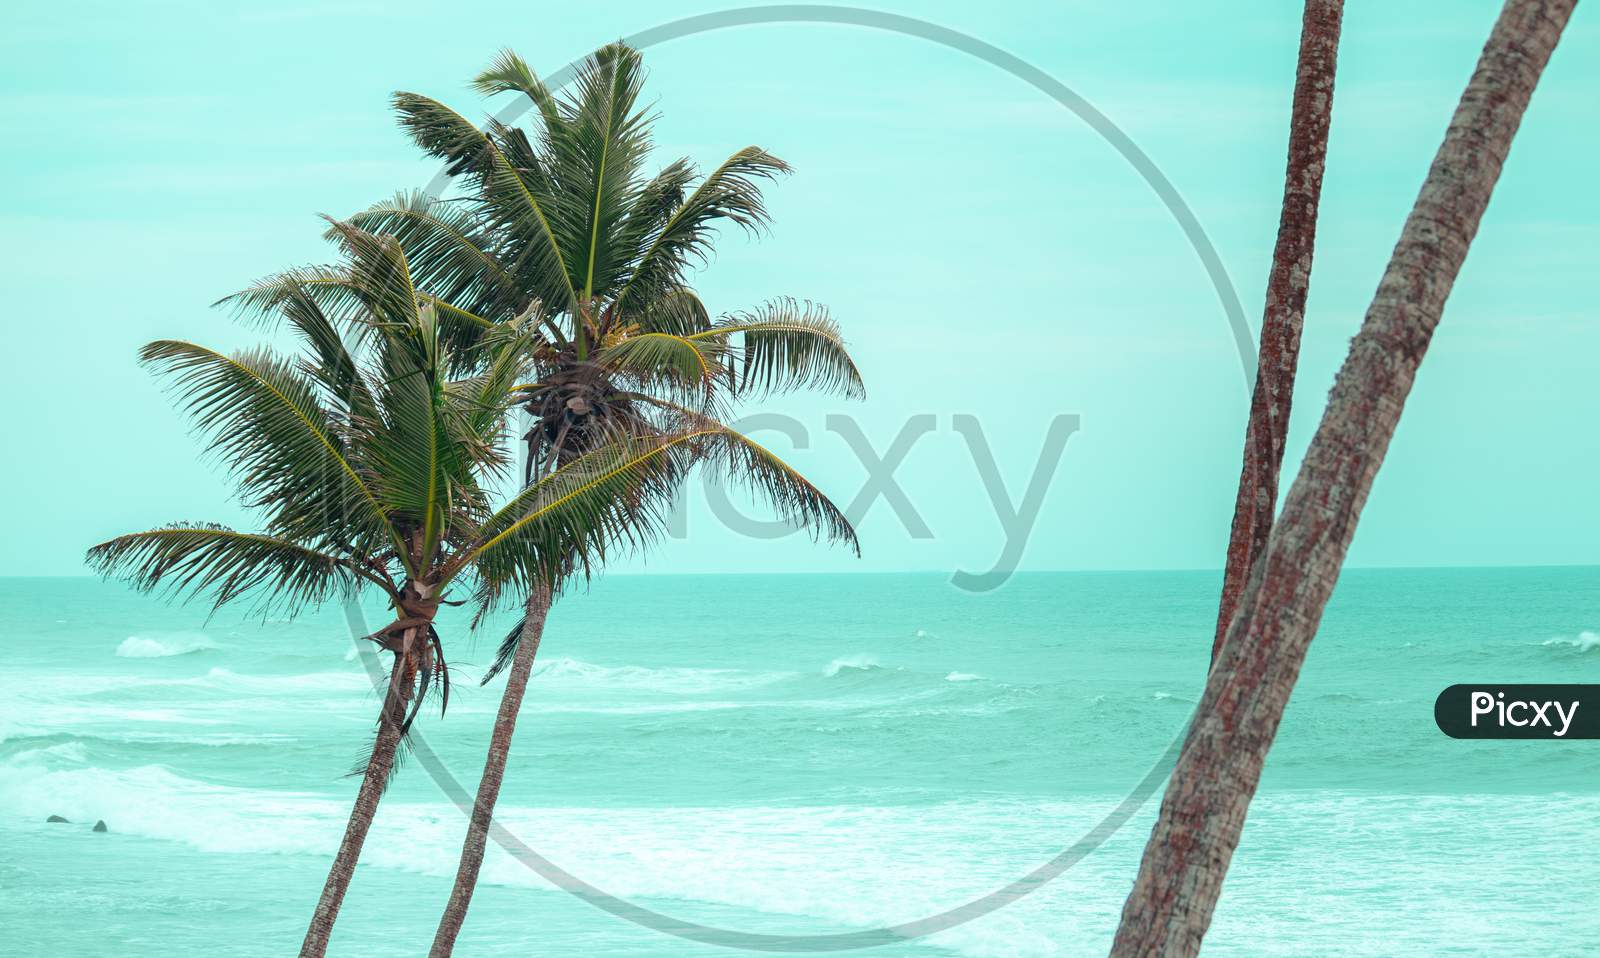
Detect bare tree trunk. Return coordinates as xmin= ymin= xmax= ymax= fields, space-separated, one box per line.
xmin=1214 ymin=0 xmax=1344 ymax=661
xmin=300 ymin=635 xmax=419 ymax=958
xmin=1110 ymin=2 xmax=1576 ymax=955
xmin=429 ymin=584 xmax=553 ymax=957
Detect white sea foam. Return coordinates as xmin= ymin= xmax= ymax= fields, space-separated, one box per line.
xmin=3 ymin=749 xmax=1596 ymax=958
xmin=823 ymin=653 xmax=881 ymax=677
xmin=1543 ymin=631 xmax=1600 ymax=653
xmin=946 ymin=671 xmax=982 ymax=682
xmin=531 ymin=656 xmax=787 ymax=694
xmin=115 ymin=632 xmax=218 ymax=658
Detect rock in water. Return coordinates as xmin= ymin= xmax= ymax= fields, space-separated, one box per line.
xmin=92 ymin=820 xmax=108 ymax=833
xmin=46 ymin=815 xmax=70 ymax=824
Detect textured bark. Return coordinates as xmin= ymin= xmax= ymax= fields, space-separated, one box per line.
xmin=1214 ymin=0 xmax=1344 ymax=661
xmin=1110 ymin=1 xmax=1575 ymax=955
xmin=300 ymin=631 xmax=420 ymax=958
xmin=429 ymin=584 xmax=553 ymax=957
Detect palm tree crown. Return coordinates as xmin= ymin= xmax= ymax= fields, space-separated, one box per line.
xmin=343 ymin=42 xmax=864 ymax=481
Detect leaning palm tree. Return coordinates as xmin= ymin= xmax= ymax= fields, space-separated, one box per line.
xmin=89 ymin=222 xmax=853 ymax=958
xmin=330 ymin=43 xmax=864 ymax=953
xmin=1212 ymin=0 xmax=1343 ymax=661
xmin=1110 ymin=0 xmax=1576 ymax=953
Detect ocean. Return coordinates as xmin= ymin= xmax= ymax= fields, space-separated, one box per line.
xmin=2 ymin=568 xmax=1597 ymax=956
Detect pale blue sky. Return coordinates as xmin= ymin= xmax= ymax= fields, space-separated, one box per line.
xmin=2 ymin=0 xmax=1596 ymax=578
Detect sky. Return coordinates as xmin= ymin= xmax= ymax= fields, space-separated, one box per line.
xmin=1 ymin=0 xmax=1596 ymax=580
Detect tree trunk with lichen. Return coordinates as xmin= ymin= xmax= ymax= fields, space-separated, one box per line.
xmin=429 ymin=584 xmax=553 ymax=957
xmin=1214 ymin=0 xmax=1344 ymax=661
xmin=1111 ymin=1 xmax=1576 ymax=954
xmin=299 ymin=627 xmax=422 ymax=958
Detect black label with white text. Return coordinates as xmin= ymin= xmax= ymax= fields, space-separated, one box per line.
xmin=1434 ymin=684 xmax=1600 ymax=739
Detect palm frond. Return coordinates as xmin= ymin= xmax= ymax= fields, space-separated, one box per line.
xmin=552 ymin=42 xmax=654 ymax=300
xmin=592 ymin=331 xmax=724 ymax=406
xmin=339 ymin=191 xmax=521 ymax=326
xmin=450 ymin=319 xmax=536 ymax=438
xmin=451 ymin=431 xmax=691 ymax=609
xmin=613 ymin=146 xmax=790 ymax=320
xmin=630 ymin=286 xmax=711 ymax=336
xmin=322 ymin=219 xmax=424 ymax=332
xmin=391 ymin=92 xmax=579 ymax=316
xmin=86 ymin=523 xmax=367 ymax=615
xmin=636 ymin=404 xmax=859 ymax=554
xmin=481 ymin=612 xmax=526 ymax=684
xmin=455 ymin=419 xmax=857 ymax=612
xmin=217 ymin=271 xmax=375 ymax=415
xmin=215 ymin=264 xmax=367 ymax=326
xmin=360 ymin=307 xmax=481 ymax=569
xmin=471 ymin=48 xmax=563 ymax=130
xmin=690 ymin=298 xmax=865 ymax=400
xmin=139 ymin=340 xmax=405 ymax=562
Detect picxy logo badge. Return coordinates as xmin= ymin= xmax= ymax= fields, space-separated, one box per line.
xmin=1435 ymin=684 xmax=1599 ymax=739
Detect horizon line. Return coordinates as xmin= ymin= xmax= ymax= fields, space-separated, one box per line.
xmin=13 ymin=561 xmax=1600 ymax=581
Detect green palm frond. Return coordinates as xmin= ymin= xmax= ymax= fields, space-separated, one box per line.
xmin=323 ymin=219 xmax=424 ymax=332
xmin=453 ymin=430 xmax=689 ymax=609
xmin=391 ymin=92 xmax=579 ymax=317
xmin=339 ymin=191 xmax=521 ymax=324
xmin=414 ymin=293 xmax=510 ymax=371
xmin=455 ymin=415 xmax=856 ymax=613
xmin=699 ymin=425 xmax=857 ymax=553
xmin=216 ymin=263 xmax=367 ymax=325
xmin=555 ymin=43 xmax=654 ymax=301
xmin=630 ymin=286 xmax=711 ymax=336
xmin=592 ymin=331 xmax=725 ymax=406
xmin=217 ymin=271 xmax=376 ymax=418
xmin=690 ymin=298 xmax=865 ymax=400
xmin=471 ymin=48 xmax=562 ymax=129
xmin=607 ymin=160 xmax=696 ymax=309
xmin=451 ymin=320 xmax=536 ymax=438
xmin=629 ymin=401 xmax=859 ymax=553
xmin=613 ymin=146 xmax=790 ymax=321
xmin=86 ymin=523 xmax=368 ymax=615
xmin=140 ymin=340 xmax=406 ymax=563
xmin=361 ymin=306 xmax=499 ymax=569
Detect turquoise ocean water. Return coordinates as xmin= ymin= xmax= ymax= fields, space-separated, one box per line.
xmin=2 ymin=568 xmax=1597 ymax=956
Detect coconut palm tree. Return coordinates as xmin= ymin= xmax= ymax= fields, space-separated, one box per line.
xmin=1213 ymin=0 xmax=1343 ymax=660
xmin=1111 ymin=1 xmax=1576 ymax=953
xmin=329 ymin=43 xmax=864 ymax=953
xmin=88 ymin=221 xmax=854 ymax=958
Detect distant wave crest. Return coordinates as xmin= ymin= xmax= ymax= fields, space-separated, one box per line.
xmin=115 ymin=633 xmax=217 ymax=658
xmin=1542 ymin=631 xmax=1600 ymax=654
xmin=532 ymin=657 xmax=784 ymax=695
xmin=823 ymin=654 xmax=882 ymax=677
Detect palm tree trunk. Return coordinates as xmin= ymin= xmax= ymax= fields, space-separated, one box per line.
xmin=429 ymin=584 xmax=553 ymax=957
xmin=1213 ymin=0 xmax=1344 ymax=661
xmin=1110 ymin=2 xmax=1575 ymax=954
xmin=300 ymin=636 xmax=417 ymax=958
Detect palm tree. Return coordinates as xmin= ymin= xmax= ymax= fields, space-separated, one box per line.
xmin=88 ymin=222 xmax=853 ymax=958
xmin=330 ymin=44 xmax=864 ymax=953
xmin=1110 ymin=1 xmax=1577 ymax=953
xmin=1213 ymin=0 xmax=1343 ymax=660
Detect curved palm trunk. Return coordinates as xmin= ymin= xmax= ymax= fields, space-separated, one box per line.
xmin=429 ymin=584 xmax=553 ymax=956
xmin=1110 ymin=1 xmax=1575 ymax=954
xmin=1213 ymin=0 xmax=1344 ymax=661
xmin=299 ymin=633 xmax=419 ymax=958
